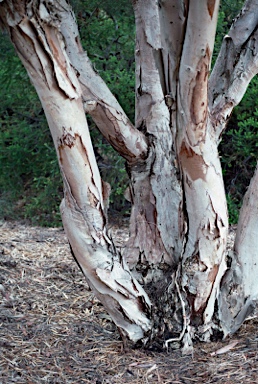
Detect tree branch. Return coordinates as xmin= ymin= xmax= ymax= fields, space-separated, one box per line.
xmin=59 ymin=1 xmax=148 ymax=164
xmin=209 ymin=0 xmax=258 ymax=141
xmin=177 ymin=0 xmax=220 ymax=147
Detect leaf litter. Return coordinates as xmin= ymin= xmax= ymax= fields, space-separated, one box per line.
xmin=0 ymin=220 xmax=258 ymax=383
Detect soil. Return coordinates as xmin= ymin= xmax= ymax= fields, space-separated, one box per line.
xmin=0 ymin=219 xmax=258 ymax=384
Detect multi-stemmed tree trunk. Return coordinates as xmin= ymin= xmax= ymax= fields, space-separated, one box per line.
xmin=1 ymin=0 xmax=258 ymax=350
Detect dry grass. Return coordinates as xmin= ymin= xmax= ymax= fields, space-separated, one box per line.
xmin=0 ymin=220 xmax=258 ymax=384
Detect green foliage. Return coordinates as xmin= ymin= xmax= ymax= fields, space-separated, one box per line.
xmin=0 ymin=37 xmax=62 ymax=226
xmin=226 ymin=194 xmax=240 ymax=225
xmin=96 ymin=140 xmax=129 ymax=212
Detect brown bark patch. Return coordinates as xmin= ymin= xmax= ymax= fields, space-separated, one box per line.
xmin=190 ymin=54 xmax=209 ymax=127
xmin=188 ymin=47 xmax=210 ymax=144
xmin=207 ymin=0 xmax=216 ymax=18
xmin=45 ymin=26 xmax=67 ymax=74
xmin=208 ymin=264 xmax=219 ymax=282
xmin=75 ymin=36 xmax=84 ymax=53
xmin=179 ymin=143 xmax=208 ymax=181
xmin=58 ymin=132 xmax=93 ymax=178
xmin=59 ymin=129 xmax=76 ymax=148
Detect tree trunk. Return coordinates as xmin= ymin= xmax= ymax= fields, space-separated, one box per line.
xmin=1 ymin=0 xmax=258 ymax=350
xmin=218 ymin=164 xmax=258 ymax=336
xmin=0 ymin=0 xmax=152 ymax=343
xmin=175 ymin=1 xmax=229 ymax=343
xmin=124 ymin=0 xmax=184 ymax=268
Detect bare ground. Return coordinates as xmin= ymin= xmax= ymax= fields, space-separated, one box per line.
xmin=0 ymin=219 xmax=258 ymax=384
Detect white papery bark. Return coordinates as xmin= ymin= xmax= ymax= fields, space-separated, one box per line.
xmin=1 ymin=0 xmax=258 ymax=348
xmin=211 ymin=1 xmax=258 ymax=337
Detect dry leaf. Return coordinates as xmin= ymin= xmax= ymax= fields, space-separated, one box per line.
xmin=210 ymin=341 xmax=239 ymax=356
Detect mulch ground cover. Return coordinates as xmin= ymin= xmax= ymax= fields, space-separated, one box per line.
xmin=0 ymin=219 xmax=258 ymax=383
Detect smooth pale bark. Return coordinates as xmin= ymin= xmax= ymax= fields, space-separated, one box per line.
xmin=234 ymin=165 xmax=258 ymax=299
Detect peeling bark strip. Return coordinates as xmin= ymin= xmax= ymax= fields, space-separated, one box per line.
xmin=190 ymin=47 xmax=210 ymax=133
xmin=1 ymin=0 xmax=258 ymax=349
xmin=179 ymin=143 xmax=208 ymax=181
xmin=61 ymin=194 xmax=152 ymax=343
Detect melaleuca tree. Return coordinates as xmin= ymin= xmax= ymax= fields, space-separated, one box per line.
xmin=1 ymin=0 xmax=258 ymax=351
